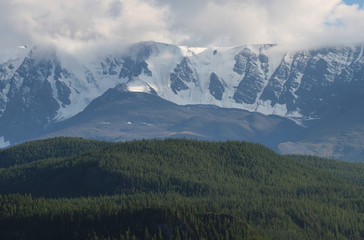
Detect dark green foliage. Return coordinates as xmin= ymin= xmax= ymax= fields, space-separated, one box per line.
xmin=0 ymin=138 xmax=363 ymax=239
xmin=0 ymin=137 xmax=111 ymax=168
xmin=290 ymin=154 xmax=364 ymax=186
xmin=0 ymin=194 xmax=260 ymax=240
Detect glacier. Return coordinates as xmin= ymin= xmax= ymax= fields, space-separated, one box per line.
xmin=0 ymin=41 xmax=363 ymax=127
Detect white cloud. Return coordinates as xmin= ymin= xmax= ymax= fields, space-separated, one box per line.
xmin=0 ymin=0 xmax=175 ymax=53
xmin=0 ymin=0 xmax=363 ymax=51
xmin=167 ymin=0 xmax=364 ymax=48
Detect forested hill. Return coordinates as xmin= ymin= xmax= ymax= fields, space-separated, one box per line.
xmin=0 ymin=137 xmax=111 ymax=168
xmin=0 ymin=137 xmax=363 ymax=239
xmin=290 ymin=154 xmax=364 ymax=186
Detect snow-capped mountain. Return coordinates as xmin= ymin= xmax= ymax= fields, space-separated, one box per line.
xmin=2 ymin=42 xmax=363 ymax=123
xmin=0 ymin=41 xmax=364 ymax=161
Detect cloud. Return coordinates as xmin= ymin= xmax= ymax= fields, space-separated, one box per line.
xmin=0 ymin=0 xmax=363 ymax=52
xmin=0 ymin=0 xmax=175 ymax=53
xmin=165 ymin=0 xmax=364 ymax=48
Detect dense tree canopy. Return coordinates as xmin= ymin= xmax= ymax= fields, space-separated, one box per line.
xmin=0 ymin=137 xmax=363 ymax=239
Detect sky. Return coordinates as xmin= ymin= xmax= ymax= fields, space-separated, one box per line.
xmin=344 ymin=0 xmax=364 ymax=7
xmin=1 ymin=0 xmax=364 ymax=53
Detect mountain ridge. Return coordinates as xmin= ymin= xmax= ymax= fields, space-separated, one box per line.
xmin=0 ymin=41 xmax=363 ymax=161
xmin=2 ymin=41 xmax=363 ymax=124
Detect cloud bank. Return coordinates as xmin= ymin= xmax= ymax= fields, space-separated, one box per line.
xmin=1 ymin=0 xmax=364 ymax=52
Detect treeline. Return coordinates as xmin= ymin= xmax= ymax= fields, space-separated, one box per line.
xmin=0 ymin=137 xmax=363 ymax=239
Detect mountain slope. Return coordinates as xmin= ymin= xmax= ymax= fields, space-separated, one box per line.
xmin=279 ymin=96 xmax=364 ymax=161
xmin=41 ymin=85 xmax=304 ymax=149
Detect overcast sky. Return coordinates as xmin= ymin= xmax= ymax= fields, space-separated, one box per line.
xmin=1 ymin=0 xmax=364 ymax=52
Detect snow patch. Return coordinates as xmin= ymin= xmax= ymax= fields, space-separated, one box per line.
xmin=126 ymin=77 xmax=155 ymax=93
xmin=127 ymin=85 xmax=150 ymax=93
xmin=0 ymin=136 xmax=10 ymax=148
xmin=264 ymin=47 xmax=286 ymax=78
xmin=255 ymin=100 xmax=302 ymax=118
xmin=178 ymin=46 xmax=207 ymax=57
xmin=355 ymin=44 xmax=363 ymax=63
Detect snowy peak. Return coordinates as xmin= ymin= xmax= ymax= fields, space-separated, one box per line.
xmin=0 ymin=42 xmax=364 ymax=145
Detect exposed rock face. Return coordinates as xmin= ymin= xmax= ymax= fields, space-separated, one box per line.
xmin=209 ymin=72 xmax=224 ymax=100
xmin=170 ymin=57 xmax=197 ymax=94
xmin=233 ymin=48 xmax=269 ymax=104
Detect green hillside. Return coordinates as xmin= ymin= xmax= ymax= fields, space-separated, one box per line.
xmin=0 ymin=137 xmax=111 ymax=168
xmin=290 ymin=154 xmax=364 ymax=186
xmin=0 ymin=138 xmax=363 ymax=239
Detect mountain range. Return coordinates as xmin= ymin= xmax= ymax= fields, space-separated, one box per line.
xmin=0 ymin=41 xmax=363 ymax=161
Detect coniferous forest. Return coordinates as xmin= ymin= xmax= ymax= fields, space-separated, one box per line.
xmin=0 ymin=137 xmax=363 ymax=239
